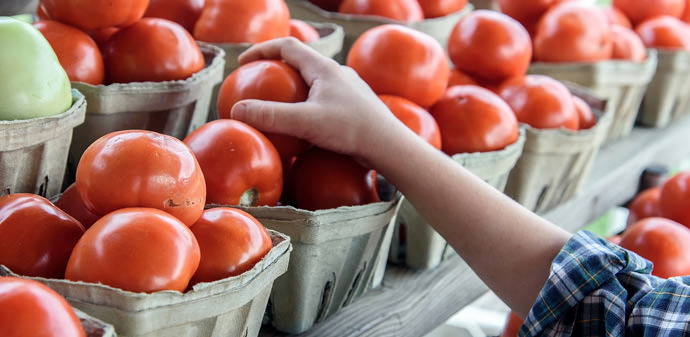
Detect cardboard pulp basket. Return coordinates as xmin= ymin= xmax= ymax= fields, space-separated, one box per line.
xmin=0 ymin=231 xmax=291 ymax=337
xmin=528 ymin=49 xmax=658 ymax=142
xmin=388 ymin=129 xmax=526 ymax=270
xmin=234 ymin=199 xmax=400 ymax=334
xmin=67 ymin=42 xmax=225 ymax=178
xmin=74 ymin=308 xmax=118 ymax=337
xmin=637 ymin=49 xmax=690 ymax=127
xmin=0 ymin=89 xmax=86 ymax=199
xmin=285 ymin=0 xmax=473 ymax=63
xmin=504 ymin=86 xmax=612 ymax=213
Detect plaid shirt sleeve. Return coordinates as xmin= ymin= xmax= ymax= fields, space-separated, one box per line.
xmin=520 ymin=230 xmax=690 ymax=337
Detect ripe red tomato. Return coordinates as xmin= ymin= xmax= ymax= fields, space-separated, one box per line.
xmin=619 ymin=217 xmax=690 ymax=278
xmin=627 ymin=187 xmax=661 ymax=225
xmin=66 ymin=208 xmax=200 ymax=293
xmin=291 ymin=148 xmax=380 ymax=211
xmin=497 ymin=0 xmax=571 ymax=35
xmin=500 ymin=311 xmax=523 ymax=337
xmin=534 ymin=2 xmax=613 ymax=62
xmin=289 ymin=19 xmax=321 ymax=43
xmin=0 ymin=277 xmax=85 ymax=337
xmin=144 ymin=0 xmax=204 ymax=33
xmin=347 ymin=24 xmax=449 ymax=108
xmin=659 ymin=172 xmax=690 ymax=228
xmin=338 ymin=0 xmax=424 ymax=22
xmin=76 ymin=130 xmax=206 ymax=227
xmin=38 ymin=0 xmax=149 ymax=30
xmin=417 ymin=0 xmax=467 ymax=18
xmin=184 ymin=119 xmax=283 ymax=206
xmin=379 ymin=95 xmax=442 ymax=150
xmin=430 ymin=85 xmax=519 ymax=155
xmin=611 ymin=25 xmax=647 ymax=62
xmin=683 ymin=0 xmax=690 ymax=23
xmin=194 ymin=0 xmax=290 ymax=43
xmin=103 ymin=18 xmax=205 ymax=84
xmin=499 ymin=75 xmax=579 ymax=130
xmin=635 ymin=16 xmax=690 ymax=51
xmin=55 ymin=183 xmax=100 ymax=230
xmin=573 ymin=95 xmax=596 ymax=130
xmin=447 ymin=10 xmax=532 ymax=84
xmin=84 ymin=27 xmax=120 ymax=49
xmin=32 ymin=20 xmax=104 ymax=85
xmin=0 ymin=194 xmax=84 ymax=279
xmin=599 ymin=5 xmax=632 ymax=29
xmin=612 ymin=0 xmax=685 ymax=26
xmin=448 ymin=68 xmax=478 ymax=88
xmin=189 ymin=208 xmax=272 ymax=285
xmin=217 ymin=60 xmax=310 ymax=160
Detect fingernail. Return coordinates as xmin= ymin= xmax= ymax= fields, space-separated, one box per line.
xmin=231 ymin=103 xmax=246 ymax=119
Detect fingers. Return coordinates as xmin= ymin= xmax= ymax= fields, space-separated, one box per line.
xmin=230 ymin=99 xmax=315 ymax=138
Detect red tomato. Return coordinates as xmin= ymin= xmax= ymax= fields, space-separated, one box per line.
xmin=184 ymin=119 xmax=283 ymax=206
xmin=103 ymin=18 xmax=205 ymax=84
xmin=76 ymin=130 xmax=206 ymax=227
xmin=66 ymin=208 xmax=200 ymax=293
xmin=0 ymin=277 xmax=85 ymax=337
xmin=38 ymin=0 xmax=149 ymax=30
xmin=499 ymin=75 xmax=579 ymax=130
xmin=573 ymin=95 xmax=596 ymax=130
xmin=500 ymin=311 xmax=523 ymax=337
xmin=310 ymin=0 xmax=344 ymax=11
xmin=447 ymin=10 xmax=532 ymax=84
xmin=55 ymin=183 xmax=100 ymax=230
xmin=0 ymin=194 xmax=84 ymax=279
xmin=430 ymin=85 xmax=519 ymax=155
xmin=627 ymin=187 xmax=662 ymax=225
xmin=497 ymin=0 xmax=571 ymax=35
xmin=612 ymin=0 xmax=685 ymax=26
xmin=619 ymin=217 xmax=690 ymax=278
xmin=417 ymin=0 xmax=467 ymax=18
xmin=289 ymin=19 xmax=321 ymax=43
xmin=534 ymin=2 xmax=613 ymax=62
xmin=33 ymin=20 xmax=104 ymax=85
xmin=291 ymin=148 xmax=380 ymax=211
xmin=338 ymin=0 xmax=424 ymax=22
xmin=347 ymin=24 xmax=449 ymax=108
xmin=448 ymin=68 xmax=478 ymax=88
xmin=635 ymin=16 xmax=690 ymax=51
xmin=144 ymin=0 xmax=204 ymax=33
xmin=599 ymin=5 xmax=632 ymax=29
xmin=611 ymin=25 xmax=647 ymax=62
xmin=189 ymin=208 xmax=272 ymax=285
xmin=194 ymin=0 xmax=290 ymax=43
xmin=217 ymin=60 xmax=310 ymax=160
xmin=379 ymin=95 xmax=442 ymax=149
xmin=683 ymin=0 xmax=690 ymax=23
xmin=659 ymin=172 xmax=690 ymax=228
xmin=84 ymin=27 xmax=119 ymax=50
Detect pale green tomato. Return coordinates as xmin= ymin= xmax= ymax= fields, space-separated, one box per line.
xmin=0 ymin=17 xmax=72 ymax=120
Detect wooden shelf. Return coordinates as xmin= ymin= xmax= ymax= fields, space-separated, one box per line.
xmin=260 ymin=115 xmax=690 ymax=337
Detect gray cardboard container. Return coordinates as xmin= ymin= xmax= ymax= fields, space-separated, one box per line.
xmin=389 ymin=129 xmax=526 ymax=270
xmin=469 ymin=0 xmax=499 ymax=10
xmin=0 ymin=89 xmax=86 ymax=199
xmin=235 ymin=199 xmax=400 ymax=334
xmin=68 ymin=42 xmax=225 ymax=173
xmin=0 ymin=231 xmax=291 ymax=337
xmin=504 ymin=86 xmax=612 ymax=213
xmin=528 ymin=49 xmax=658 ymax=142
xmin=637 ymin=49 xmax=690 ymax=127
xmin=285 ymin=0 xmax=473 ymax=63
xmin=75 ymin=308 xmax=118 ymax=337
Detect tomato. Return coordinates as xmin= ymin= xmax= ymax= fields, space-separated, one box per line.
xmin=499 ymin=75 xmax=579 ymax=130
xmin=417 ymin=0 xmax=467 ymax=18
xmin=184 ymin=119 xmax=283 ymax=206
xmin=0 ymin=194 xmax=84 ymax=279
xmin=635 ymin=16 xmax=690 ymax=51
xmin=38 ymin=0 xmax=149 ymax=31
xmin=573 ymin=95 xmax=596 ymax=130
xmin=144 ymin=0 xmax=204 ymax=33
xmin=84 ymin=27 xmax=119 ymax=50
xmin=338 ymin=0 xmax=424 ymax=22
xmin=189 ymin=208 xmax=272 ymax=285
xmin=619 ymin=217 xmax=690 ymax=278
xmin=379 ymin=95 xmax=442 ymax=149
xmin=289 ymin=19 xmax=321 ymax=43
xmin=291 ymin=148 xmax=380 ymax=211
xmin=599 ymin=5 xmax=632 ymax=29
xmin=627 ymin=187 xmax=661 ymax=225
xmin=0 ymin=277 xmax=85 ymax=337
xmin=76 ymin=130 xmax=206 ymax=227
xmin=310 ymin=0 xmax=344 ymax=11
xmin=611 ymin=25 xmax=647 ymax=62
xmin=448 ymin=68 xmax=478 ymax=88
xmin=66 ymin=208 xmax=200 ymax=293
xmin=32 ymin=20 xmax=104 ymax=85
xmin=497 ymin=0 xmax=571 ymax=35
xmin=612 ymin=0 xmax=685 ymax=26
xmin=659 ymin=172 xmax=690 ymax=228
xmin=430 ymin=85 xmax=519 ymax=155
xmin=533 ymin=2 xmax=613 ymax=62
xmin=55 ymin=183 xmax=100 ymax=230
xmin=683 ymin=0 xmax=690 ymax=23
xmin=194 ymin=0 xmax=289 ymax=43
xmin=607 ymin=234 xmax=622 ymax=245
xmin=347 ymin=24 xmax=449 ymax=108
xmin=103 ymin=18 xmax=205 ymax=84
xmin=217 ymin=60 xmax=310 ymax=160
xmin=447 ymin=10 xmax=532 ymax=84
xmin=500 ymin=311 xmax=523 ymax=337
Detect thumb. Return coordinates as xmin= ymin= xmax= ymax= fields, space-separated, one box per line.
xmin=229 ymin=99 xmax=312 ymax=138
